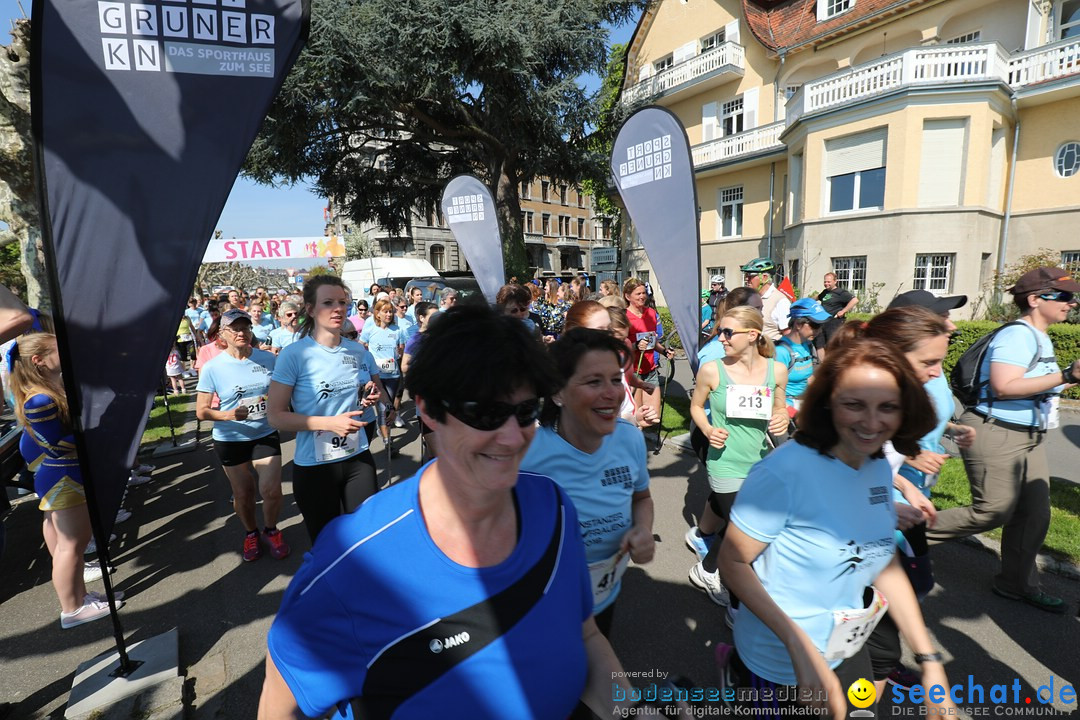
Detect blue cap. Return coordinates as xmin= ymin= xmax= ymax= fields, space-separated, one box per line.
xmin=790 ymin=298 xmax=832 ymax=323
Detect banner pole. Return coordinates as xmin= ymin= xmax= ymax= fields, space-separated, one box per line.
xmin=160 ymin=379 xmax=179 ymax=447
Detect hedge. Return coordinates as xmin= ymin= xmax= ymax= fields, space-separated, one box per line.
xmin=849 ymin=313 xmax=1080 ymax=399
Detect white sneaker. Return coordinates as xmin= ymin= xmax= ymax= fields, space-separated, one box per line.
xmin=83 ymin=561 xmax=116 ymax=583
xmin=134 ymin=463 xmax=155 ymax=474
xmin=84 ymin=534 xmax=116 ymax=555
xmin=127 ymin=473 xmax=152 ymax=487
xmin=87 ymin=589 xmax=125 ymax=602
xmin=114 ymin=508 xmax=132 ymax=524
xmin=689 ymin=562 xmax=730 ymax=606
xmin=61 ymin=596 xmax=122 ymax=629
xmin=393 ymin=415 xmax=405 ymax=428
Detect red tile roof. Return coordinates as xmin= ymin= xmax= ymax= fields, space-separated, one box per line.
xmin=743 ymin=0 xmax=928 ymax=53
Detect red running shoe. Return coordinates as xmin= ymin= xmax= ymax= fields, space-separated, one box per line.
xmin=242 ymin=532 xmax=262 ymax=562
xmin=264 ymin=529 xmax=291 ymax=560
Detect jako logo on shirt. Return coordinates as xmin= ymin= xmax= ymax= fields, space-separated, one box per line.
xmin=429 ymin=632 xmax=470 ymax=653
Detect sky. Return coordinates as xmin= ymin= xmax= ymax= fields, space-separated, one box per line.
xmin=5 ymin=3 xmax=638 ymax=242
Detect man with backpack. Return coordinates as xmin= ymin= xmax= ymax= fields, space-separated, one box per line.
xmin=929 ymin=267 xmax=1080 ymax=614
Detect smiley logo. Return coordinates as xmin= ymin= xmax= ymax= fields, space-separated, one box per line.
xmin=847 ymin=678 xmax=876 ymax=709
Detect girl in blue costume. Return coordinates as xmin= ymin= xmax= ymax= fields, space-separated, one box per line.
xmin=11 ymin=333 xmax=124 ymax=628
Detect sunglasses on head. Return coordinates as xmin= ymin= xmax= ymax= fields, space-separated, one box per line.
xmin=1039 ymin=290 xmax=1075 ymax=303
xmin=718 ymin=327 xmax=754 ymax=340
xmin=442 ymin=397 xmax=541 ymax=431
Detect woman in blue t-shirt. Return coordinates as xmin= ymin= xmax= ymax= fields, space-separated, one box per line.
xmin=268 ymin=276 xmax=386 ymax=543
xmin=520 ymin=328 xmax=654 ymax=638
xmin=359 ymin=299 xmax=405 ymax=455
xmin=716 ymin=336 xmax=953 ymax=719
xmin=774 ymin=297 xmax=831 ymax=415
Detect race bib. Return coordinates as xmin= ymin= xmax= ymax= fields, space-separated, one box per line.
xmin=239 ymin=395 xmax=267 ymax=421
xmin=823 ymin=587 xmax=889 ymax=662
xmin=726 ymin=384 xmax=772 ymax=420
xmin=314 ymin=430 xmax=358 ymax=463
xmin=588 ymin=552 xmax=630 ymax=608
xmin=177 ymin=333 xmax=193 ymax=342
xmin=1041 ymin=395 xmax=1060 ymax=431
xmin=378 ymin=356 xmax=398 ymax=375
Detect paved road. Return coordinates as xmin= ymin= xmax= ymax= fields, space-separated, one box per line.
xmin=0 ymin=395 xmax=1077 ymax=719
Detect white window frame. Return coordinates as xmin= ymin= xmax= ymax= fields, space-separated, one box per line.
xmin=654 ymin=54 xmax=674 ymax=73
xmin=1054 ymin=141 xmax=1080 ymax=178
xmin=541 ymin=180 xmax=550 ymax=202
xmin=913 ymin=254 xmax=955 ymax=294
xmin=706 ymin=266 xmax=726 ymax=282
xmin=1058 ymin=0 xmax=1080 ymax=40
xmin=523 ymin=211 xmax=534 ymax=233
xmin=520 ymin=181 xmax=531 ymax=199
xmin=827 ymin=168 xmax=885 ymax=214
xmin=577 ymin=217 xmax=586 ymax=239
xmin=718 ymin=186 xmax=744 ymax=239
xmin=542 ymin=213 xmax=551 ymax=236
xmin=722 ymin=97 xmax=744 ymax=137
xmin=946 ymin=30 xmax=982 ymax=44
xmin=784 ymin=84 xmax=802 ymax=101
xmin=831 ymin=256 xmax=867 ymax=292
xmin=1062 ymin=252 xmax=1080 ymax=276
xmin=818 ymin=0 xmax=854 ymax=22
xmin=700 ymin=30 xmax=726 ymax=52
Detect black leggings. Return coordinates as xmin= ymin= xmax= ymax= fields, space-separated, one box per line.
xmin=866 ymin=523 xmax=930 ymax=679
xmin=292 ymin=451 xmax=378 ymax=543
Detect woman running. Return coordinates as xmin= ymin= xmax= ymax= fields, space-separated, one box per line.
xmin=268 ymin=276 xmax=385 ymax=543
xmin=196 ymin=310 xmax=290 ymax=562
xmin=359 ymin=299 xmax=405 ymax=456
xmin=623 ymin=278 xmax=674 ymax=418
xmin=686 ymin=306 xmax=788 ymax=619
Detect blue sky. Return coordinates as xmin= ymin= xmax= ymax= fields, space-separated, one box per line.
xmin=6 ymin=3 xmax=637 ymax=239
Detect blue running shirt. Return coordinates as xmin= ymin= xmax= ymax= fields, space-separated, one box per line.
xmin=196 ymin=349 xmax=277 ymax=442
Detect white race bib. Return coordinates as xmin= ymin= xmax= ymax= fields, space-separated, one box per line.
xmin=239 ymin=395 xmax=267 ymax=421
xmin=823 ymin=587 xmax=889 ymax=662
xmin=313 ymin=430 xmax=359 ymax=463
xmin=1041 ymin=395 xmax=1060 ymax=431
xmin=378 ymin=356 xmax=398 ymax=375
xmin=588 ymin=553 xmax=630 ymax=608
xmin=726 ymin=384 xmax=772 ymax=420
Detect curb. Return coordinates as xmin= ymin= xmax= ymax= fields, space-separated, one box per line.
xmin=663 ymin=433 xmax=1080 ymax=583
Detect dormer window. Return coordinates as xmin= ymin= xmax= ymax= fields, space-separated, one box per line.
xmin=818 ymin=0 xmax=853 ymax=22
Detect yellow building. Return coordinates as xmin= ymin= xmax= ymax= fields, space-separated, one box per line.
xmin=620 ymin=0 xmax=1080 ymax=315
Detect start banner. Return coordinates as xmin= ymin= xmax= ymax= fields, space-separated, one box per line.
xmin=202 ymin=235 xmax=345 ymax=262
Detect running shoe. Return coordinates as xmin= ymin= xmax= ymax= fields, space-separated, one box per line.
xmin=61 ymin=596 xmax=120 ymax=629
xmin=886 ymin=665 xmax=920 ymax=689
xmin=242 ymin=532 xmax=262 ymax=562
xmin=393 ymin=415 xmax=405 ymax=428
xmin=263 ymin=529 xmax=291 ymax=560
xmin=114 ymin=508 xmax=132 ymax=524
xmin=991 ymin=585 xmax=1066 ymax=614
xmin=82 ymin=561 xmax=115 ymax=583
xmin=689 ymin=562 xmax=730 ymax=606
xmin=134 ymin=463 xmax=156 ymax=475
xmin=684 ymin=527 xmax=714 ymax=561
xmin=725 ymin=604 xmax=738 ymax=630
xmin=127 ymin=473 xmax=152 ymax=487
xmin=84 ymin=534 xmax=116 ymax=555
xmin=87 ymin=589 xmax=125 ymax=603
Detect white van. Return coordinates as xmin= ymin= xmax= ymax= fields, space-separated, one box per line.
xmin=341 ymin=258 xmax=440 ymax=300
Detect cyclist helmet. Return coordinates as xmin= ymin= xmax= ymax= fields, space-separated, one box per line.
xmin=739 ymin=257 xmax=777 ymax=274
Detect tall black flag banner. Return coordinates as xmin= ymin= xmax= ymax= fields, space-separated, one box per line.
xmin=440 ymin=175 xmax=505 ymax=304
xmin=610 ymin=107 xmax=702 ymax=373
xmin=31 ymin=0 xmax=309 ymax=548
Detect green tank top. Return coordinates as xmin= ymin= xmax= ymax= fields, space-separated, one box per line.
xmin=705 ymin=357 xmax=776 ymax=491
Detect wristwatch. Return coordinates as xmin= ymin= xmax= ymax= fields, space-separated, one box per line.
xmin=914 ymin=652 xmax=944 ymax=664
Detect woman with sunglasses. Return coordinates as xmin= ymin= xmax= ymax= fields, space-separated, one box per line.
xmin=196 ymin=310 xmax=290 ymax=562
xmin=926 ymin=267 xmax=1080 ymax=614
xmin=261 ymin=305 xmax=639 ymax=718
xmin=774 ymin=298 xmax=831 ymax=415
xmin=685 ymin=306 xmax=788 ymax=616
xmin=350 ymin=299 xmax=370 ymax=335
xmin=359 ymin=299 xmax=406 ymax=453
xmin=267 ymin=276 xmax=385 ymax=543
xmin=521 ymin=328 xmax=653 ymax=642
xmin=715 ymin=337 xmax=951 ymax=720
xmin=267 ymin=301 xmax=300 ymax=355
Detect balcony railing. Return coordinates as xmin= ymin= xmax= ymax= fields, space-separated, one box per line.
xmin=1008 ymin=36 xmax=1080 ymax=85
xmin=623 ymin=42 xmax=745 ymax=105
xmin=524 ymin=232 xmax=544 ymax=244
xmin=692 ymin=121 xmax=786 ymax=168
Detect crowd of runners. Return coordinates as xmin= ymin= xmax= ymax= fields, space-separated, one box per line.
xmin=5 ymin=261 xmax=1078 ymax=718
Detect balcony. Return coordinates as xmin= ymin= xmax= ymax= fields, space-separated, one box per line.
xmin=692 ymin=121 xmax=786 ymax=169
xmin=1008 ymin=37 xmax=1080 ymax=86
xmin=524 ymin=232 xmax=544 ymax=245
xmin=623 ymin=42 xmax=745 ymax=105
xmin=556 ymin=236 xmax=583 ymax=248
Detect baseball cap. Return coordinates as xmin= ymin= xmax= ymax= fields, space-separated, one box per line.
xmin=710 ymin=275 xmax=725 ymax=285
xmin=887 ymin=290 xmax=967 ymax=314
xmin=221 ymin=309 xmax=252 ymax=327
xmin=1007 ymin=266 xmax=1080 ymax=296
xmin=790 ymin=298 xmax=832 ymax=323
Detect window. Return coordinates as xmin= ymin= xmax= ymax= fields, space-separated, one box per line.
xmin=654 ymin=55 xmax=674 ymax=73
xmin=523 ymin=211 xmax=534 ymax=233
xmin=722 ymin=97 xmax=744 ymax=136
xmin=718 ymin=186 xmax=744 ymax=238
xmin=1059 ymin=0 xmax=1080 ymax=39
xmin=542 ymin=213 xmax=551 ymax=235
xmin=1055 ymin=142 xmax=1080 ymax=177
xmin=520 ymin=181 xmax=531 ymax=199
xmin=1062 ymin=251 xmax=1080 ymax=276
xmin=701 ymin=29 xmax=726 ymax=52
xmin=832 ymin=256 xmax=866 ymax=291
xmin=818 ymin=0 xmax=853 ymax=22
xmin=541 ymin=181 xmax=550 ymax=202
xmin=918 ymin=118 xmax=967 ymax=208
xmin=706 ymin=266 xmax=726 ymax=281
xmin=576 ymin=187 xmax=584 ymax=208
xmin=560 ymin=185 xmax=568 ymax=205
xmin=577 ymin=218 xmax=586 ymax=238
xmin=913 ymin=254 xmax=954 ymax=293
xmin=429 ymin=244 xmax=445 ymax=271
xmin=560 ymin=249 xmax=582 ymax=271
xmin=638 ymin=270 xmax=650 ymax=285
xmin=946 ymin=31 xmax=981 ymax=43
xmin=528 ymin=245 xmax=547 ymax=271
xmin=825 ymin=129 xmax=887 ymax=213
xmin=784 ymin=84 xmax=802 ymax=101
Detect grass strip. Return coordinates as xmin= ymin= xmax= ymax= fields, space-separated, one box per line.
xmin=141 ymin=393 xmax=197 ymax=446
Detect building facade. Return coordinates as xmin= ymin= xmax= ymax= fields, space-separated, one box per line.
xmin=620 ymin=0 xmax=1080 ymax=315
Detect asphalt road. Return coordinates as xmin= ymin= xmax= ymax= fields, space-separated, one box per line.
xmin=0 ymin=387 xmax=1077 ymax=719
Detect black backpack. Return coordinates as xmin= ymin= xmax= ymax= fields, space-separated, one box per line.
xmin=949 ymin=321 xmax=1041 ymax=408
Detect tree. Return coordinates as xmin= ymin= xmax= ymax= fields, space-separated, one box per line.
xmin=0 ymin=19 xmax=49 ymax=308
xmin=244 ymin=0 xmax=644 ymax=279
xmin=343 ymin=227 xmax=377 ymax=262
xmin=580 ymin=42 xmax=629 ymax=251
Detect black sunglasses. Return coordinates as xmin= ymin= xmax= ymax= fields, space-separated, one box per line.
xmin=442 ymin=398 xmax=541 ymax=431
xmin=1039 ymin=290 xmax=1075 ymax=303
xmin=717 ymin=327 xmax=754 ymax=340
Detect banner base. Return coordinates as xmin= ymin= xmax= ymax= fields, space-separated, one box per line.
xmin=65 ymin=628 xmax=179 ymax=719
xmin=151 ymin=440 xmax=198 ymax=458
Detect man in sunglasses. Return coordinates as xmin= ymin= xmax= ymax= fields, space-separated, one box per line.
xmin=267 ymin=302 xmax=301 ymax=355
xmin=925 ymin=266 xmax=1080 ymax=614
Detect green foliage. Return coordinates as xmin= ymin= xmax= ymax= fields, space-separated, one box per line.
xmin=245 ymin=0 xmax=644 ymax=280
xmin=305 ymin=265 xmax=336 ymax=279
xmin=982 ymin=248 xmax=1074 ymax=321
xmin=656 ymin=306 xmax=682 ymax=350
xmin=0 ymin=241 xmax=27 ymax=302
xmin=855 ymin=282 xmax=886 ymax=314
xmin=580 ymin=42 xmax=628 ymax=224
xmin=141 ymin=395 xmax=195 ymax=445
xmin=660 ymin=393 xmax=691 ymax=438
